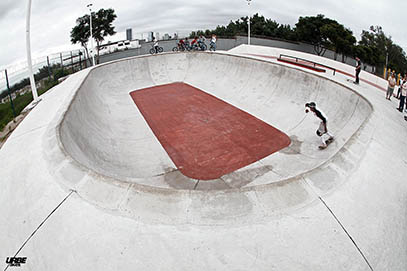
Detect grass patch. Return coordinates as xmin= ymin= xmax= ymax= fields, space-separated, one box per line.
xmin=0 ymin=79 xmax=59 ymax=130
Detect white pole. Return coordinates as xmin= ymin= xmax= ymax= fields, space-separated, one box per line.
xmin=87 ymin=4 xmax=95 ymax=66
xmin=26 ymin=0 xmax=39 ymax=102
xmin=247 ymin=0 xmax=251 ymax=45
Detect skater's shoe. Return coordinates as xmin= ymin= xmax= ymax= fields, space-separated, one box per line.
xmin=318 ymin=144 xmax=327 ymax=150
xmin=326 ymin=136 xmax=334 ymax=143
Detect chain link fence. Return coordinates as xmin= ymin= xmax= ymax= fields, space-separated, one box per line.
xmin=0 ymin=49 xmax=90 ymax=131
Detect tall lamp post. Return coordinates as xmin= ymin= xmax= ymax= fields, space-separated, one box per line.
xmin=26 ymin=0 xmax=40 ymax=103
xmin=87 ymin=3 xmax=96 ymax=66
xmin=247 ymin=0 xmax=252 ymax=45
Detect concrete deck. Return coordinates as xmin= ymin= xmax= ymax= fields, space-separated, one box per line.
xmin=1 ymin=45 xmax=406 ymax=270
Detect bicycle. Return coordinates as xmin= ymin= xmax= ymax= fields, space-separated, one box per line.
xmin=149 ymin=44 xmax=163 ymax=54
xmin=197 ymin=41 xmax=207 ymax=51
xmin=189 ymin=42 xmax=207 ymax=51
xmin=172 ymin=43 xmax=187 ymax=52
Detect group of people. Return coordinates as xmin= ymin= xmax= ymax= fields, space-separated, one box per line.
xmin=386 ymin=72 xmax=407 ymax=121
xmin=356 ymin=57 xmax=407 ymax=121
xmin=308 ymin=56 xmax=407 ymax=150
xmin=177 ymin=34 xmax=217 ymax=51
xmin=152 ymin=34 xmax=217 ymax=54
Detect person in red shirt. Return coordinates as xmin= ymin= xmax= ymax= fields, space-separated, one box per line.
xmin=191 ymin=37 xmax=198 ymax=49
xmin=178 ymin=39 xmax=185 ymax=50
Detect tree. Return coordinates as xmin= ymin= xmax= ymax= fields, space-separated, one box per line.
xmin=70 ymin=8 xmax=117 ymax=63
xmin=320 ymin=23 xmax=356 ymax=62
xmin=71 ymin=15 xmax=91 ymax=61
xmin=358 ymin=26 xmax=407 ymax=75
xmin=189 ymin=14 xmax=407 ymax=74
xmin=190 ymin=13 xmax=296 ymax=41
xmin=295 ymin=14 xmax=337 ymax=56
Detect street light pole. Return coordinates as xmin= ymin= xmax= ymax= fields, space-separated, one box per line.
xmin=26 ymin=0 xmax=39 ymax=103
xmin=87 ymin=3 xmax=96 ymax=66
xmin=247 ymin=0 xmax=251 ymax=45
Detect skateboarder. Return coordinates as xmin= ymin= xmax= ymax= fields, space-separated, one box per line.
xmin=305 ymin=102 xmax=334 ymax=149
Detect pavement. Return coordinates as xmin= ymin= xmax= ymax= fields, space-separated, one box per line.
xmin=1 ymin=45 xmax=406 ymax=270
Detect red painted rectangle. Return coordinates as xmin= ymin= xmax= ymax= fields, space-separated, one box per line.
xmin=130 ymin=82 xmax=290 ymax=180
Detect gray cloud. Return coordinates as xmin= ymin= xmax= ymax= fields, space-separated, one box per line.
xmin=0 ymin=0 xmax=22 ymax=22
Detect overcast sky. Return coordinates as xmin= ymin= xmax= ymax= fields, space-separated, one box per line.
xmin=1 ymin=0 xmax=407 ymax=72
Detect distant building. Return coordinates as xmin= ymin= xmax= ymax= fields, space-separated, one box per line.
xmin=164 ymin=33 xmax=170 ymax=40
xmin=126 ymin=28 xmax=133 ymax=41
xmin=148 ymin=32 xmax=154 ymax=42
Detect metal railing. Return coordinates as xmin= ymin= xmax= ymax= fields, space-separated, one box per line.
xmin=279 ymin=54 xmax=336 ymax=75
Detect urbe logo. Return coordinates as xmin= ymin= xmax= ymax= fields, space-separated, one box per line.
xmin=5 ymin=257 xmax=27 ymax=267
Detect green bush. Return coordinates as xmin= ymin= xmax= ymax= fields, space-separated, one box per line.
xmin=0 ymin=79 xmax=59 ymax=131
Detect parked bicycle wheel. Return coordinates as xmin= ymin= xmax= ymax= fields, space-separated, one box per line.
xmin=172 ymin=46 xmax=179 ymax=52
xmin=201 ymin=43 xmax=207 ymax=51
xmin=149 ymin=48 xmax=156 ymax=54
xmin=158 ymin=47 xmax=164 ymax=53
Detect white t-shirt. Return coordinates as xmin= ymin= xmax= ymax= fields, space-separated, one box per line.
xmin=401 ymin=81 xmax=407 ymax=96
xmin=388 ymin=77 xmax=396 ymax=88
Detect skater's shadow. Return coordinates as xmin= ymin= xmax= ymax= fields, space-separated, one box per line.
xmin=280 ymin=135 xmax=303 ymax=155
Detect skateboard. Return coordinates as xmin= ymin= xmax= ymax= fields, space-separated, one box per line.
xmin=318 ymin=137 xmax=334 ymax=150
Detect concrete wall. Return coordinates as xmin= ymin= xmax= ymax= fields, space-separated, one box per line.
xmin=99 ymin=36 xmax=376 ymax=74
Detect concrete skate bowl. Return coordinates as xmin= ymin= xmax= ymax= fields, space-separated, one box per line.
xmin=56 ymin=52 xmax=372 ymax=223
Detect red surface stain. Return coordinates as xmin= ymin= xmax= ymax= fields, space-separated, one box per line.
xmin=130 ymin=82 xmax=290 ymax=180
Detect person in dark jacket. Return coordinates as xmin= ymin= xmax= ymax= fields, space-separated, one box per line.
xmin=354 ymin=57 xmax=361 ymax=84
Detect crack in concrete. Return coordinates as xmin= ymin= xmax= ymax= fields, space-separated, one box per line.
xmin=3 ymin=190 xmax=75 ymax=271
xmin=318 ymin=196 xmax=374 ymax=271
xmin=301 ymin=177 xmax=373 ymax=270
xmin=193 ymin=180 xmax=199 ymax=190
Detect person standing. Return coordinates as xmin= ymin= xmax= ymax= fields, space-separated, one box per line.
xmin=396 ymin=74 xmax=403 ymax=99
xmin=397 ymin=75 xmax=407 ymax=111
xmin=386 ymin=73 xmax=397 ymax=100
xmin=354 ymin=57 xmax=361 ymax=84
xmin=210 ymin=34 xmax=217 ymax=51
